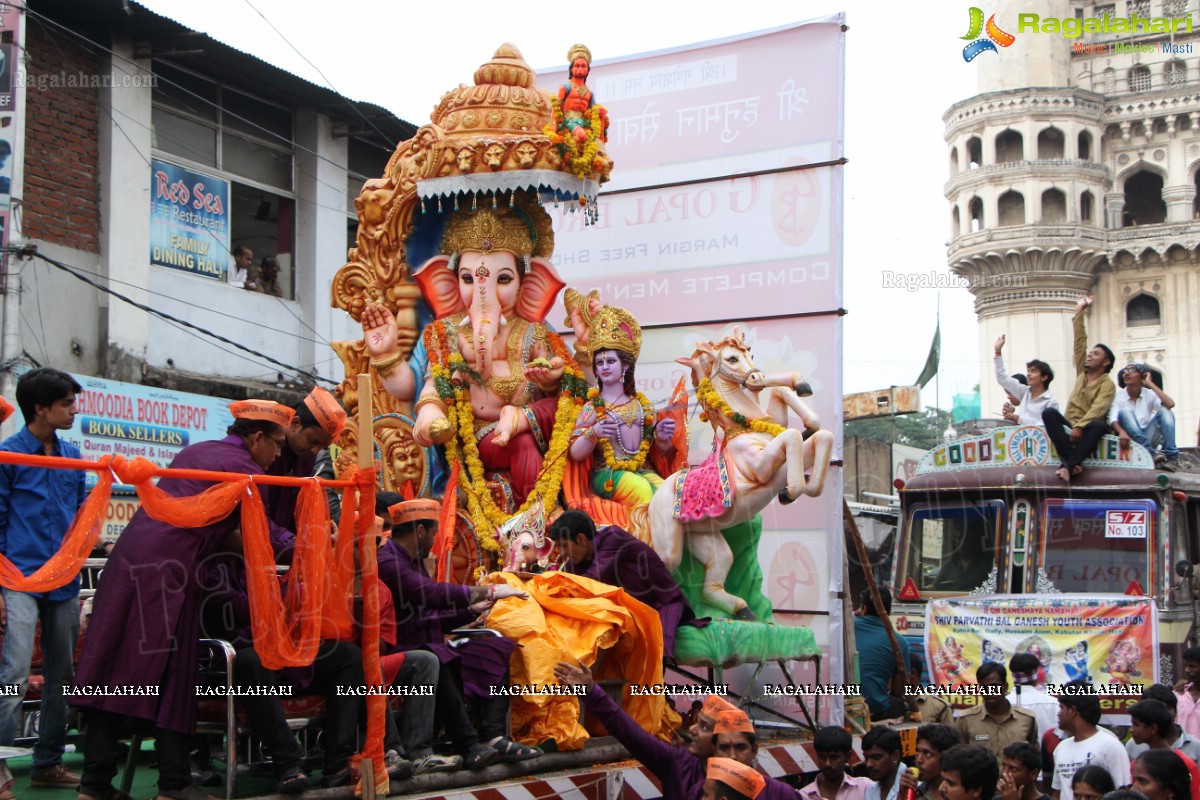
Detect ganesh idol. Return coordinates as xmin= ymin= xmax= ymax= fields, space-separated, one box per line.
xmin=333 ymin=43 xmax=612 ymax=544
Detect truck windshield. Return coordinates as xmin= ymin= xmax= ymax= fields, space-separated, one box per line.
xmin=1039 ymin=499 xmax=1155 ymax=593
xmin=905 ymin=502 xmax=1003 ymax=593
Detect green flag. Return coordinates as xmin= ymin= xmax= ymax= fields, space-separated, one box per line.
xmin=915 ymin=322 xmax=940 ymax=389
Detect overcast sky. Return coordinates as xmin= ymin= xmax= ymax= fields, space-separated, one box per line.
xmin=139 ymin=0 xmax=983 ymax=408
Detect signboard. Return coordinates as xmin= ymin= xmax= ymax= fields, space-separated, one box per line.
xmin=64 ymin=373 xmax=235 ymax=490
xmin=149 ymin=159 xmax=230 ymax=281
xmin=542 ymin=16 xmax=845 ymax=327
xmin=926 ymin=595 xmax=1158 ymax=712
xmin=916 ymin=427 xmax=1156 ymax=474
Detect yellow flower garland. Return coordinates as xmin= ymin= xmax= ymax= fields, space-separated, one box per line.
xmin=697 ymin=378 xmax=787 ymax=438
xmin=430 ymin=347 xmax=583 ymax=550
xmin=543 ymin=97 xmax=607 ymax=179
xmin=587 ymin=388 xmax=653 ymax=472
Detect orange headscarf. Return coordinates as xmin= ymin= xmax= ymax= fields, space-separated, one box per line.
xmin=707 ymin=758 xmax=765 ymax=799
xmin=702 ymin=695 xmax=738 ymax=719
xmin=714 ymin=709 xmax=755 ymax=734
xmin=230 ymin=399 xmax=294 ymax=427
xmin=303 ymin=387 xmax=346 ymax=438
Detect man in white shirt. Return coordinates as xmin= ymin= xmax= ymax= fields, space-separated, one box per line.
xmin=863 ymin=726 xmax=905 ymax=800
xmin=994 ymin=335 xmax=1058 ymax=427
xmin=1109 ymin=362 xmax=1178 ymax=470
xmin=1007 ymin=653 xmax=1060 ymax=743
xmin=229 ymin=243 xmax=253 ymax=289
xmin=1050 ymin=683 xmax=1131 ymax=800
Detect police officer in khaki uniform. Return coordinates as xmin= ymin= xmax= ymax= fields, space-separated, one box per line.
xmin=908 ymin=657 xmax=954 ymax=724
xmin=955 ymin=662 xmax=1038 ymax=765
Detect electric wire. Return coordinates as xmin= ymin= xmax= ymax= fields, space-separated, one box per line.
xmin=22 ymin=248 xmax=335 ymax=386
xmin=239 ymin=0 xmax=394 ymax=145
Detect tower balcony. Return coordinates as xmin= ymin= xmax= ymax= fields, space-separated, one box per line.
xmin=946 ymin=159 xmax=1111 ymax=196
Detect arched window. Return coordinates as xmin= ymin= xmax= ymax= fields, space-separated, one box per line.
xmin=1041 ymin=188 xmax=1067 ymax=224
xmin=1078 ymin=131 xmax=1092 ymax=161
xmin=1103 ymin=67 xmax=1117 ymax=94
xmin=966 ymin=136 xmax=982 ymax=168
xmin=950 ymin=146 xmax=959 ymax=176
xmin=1080 ymin=190 xmax=1094 ymax=224
xmin=1126 ymin=294 xmax=1161 ymax=327
xmin=998 ymin=190 xmax=1025 ymax=226
xmin=995 ymin=129 xmax=1024 ymax=163
xmin=969 ymin=196 xmax=984 ymax=231
xmin=952 ymin=206 xmax=961 ymax=236
xmin=1123 ymin=170 xmax=1166 ymax=226
xmin=1037 ymin=127 xmax=1065 ymax=160
xmin=1129 ymin=65 xmax=1152 ymax=93
xmin=1166 ymin=60 xmax=1187 ymax=86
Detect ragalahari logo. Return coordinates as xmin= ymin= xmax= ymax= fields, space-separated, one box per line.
xmin=962 ymin=7 xmax=1016 ymax=61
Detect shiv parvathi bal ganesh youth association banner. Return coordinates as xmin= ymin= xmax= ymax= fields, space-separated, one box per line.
xmin=925 ymin=595 xmax=1157 ymax=710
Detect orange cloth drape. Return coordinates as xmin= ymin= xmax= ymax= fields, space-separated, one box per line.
xmin=0 ymin=454 xmax=115 ymax=592
xmin=353 ymin=470 xmax=387 ymax=797
xmin=484 ymin=570 xmax=679 ymax=750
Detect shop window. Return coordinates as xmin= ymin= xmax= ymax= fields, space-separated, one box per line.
xmin=151 ymin=61 xmax=297 ymax=294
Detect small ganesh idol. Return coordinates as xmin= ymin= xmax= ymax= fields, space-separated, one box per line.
xmin=567 ymin=302 xmax=679 ymax=508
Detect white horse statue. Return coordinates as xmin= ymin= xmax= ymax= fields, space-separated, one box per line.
xmin=648 ymin=328 xmax=834 ymax=620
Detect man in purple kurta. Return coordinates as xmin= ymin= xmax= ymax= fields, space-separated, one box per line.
xmin=549 ymin=511 xmax=704 ymax=659
xmin=262 ymin=387 xmax=345 ymax=540
xmin=553 ymin=661 xmax=734 ymax=800
xmin=381 ymin=499 xmax=540 ymax=770
xmin=72 ymin=401 xmax=296 ymax=800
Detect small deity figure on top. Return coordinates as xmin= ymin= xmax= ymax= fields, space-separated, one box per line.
xmin=559 ymin=44 xmax=596 ymax=144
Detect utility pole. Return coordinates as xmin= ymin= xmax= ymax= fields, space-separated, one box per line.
xmin=0 ymin=3 xmax=28 ymax=439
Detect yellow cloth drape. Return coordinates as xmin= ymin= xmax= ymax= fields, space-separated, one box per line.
xmin=484 ymin=570 xmax=680 ymax=749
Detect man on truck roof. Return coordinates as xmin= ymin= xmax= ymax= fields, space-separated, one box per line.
xmin=1041 ymin=295 xmax=1116 ymax=483
xmin=994 ymin=335 xmax=1058 ymax=427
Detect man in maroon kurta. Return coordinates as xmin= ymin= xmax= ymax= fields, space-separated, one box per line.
xmin=380 ymin=499 xmax=539 ymax=769
xmin=72 ymin=401 xmax=296 ymax=800
xmin=553 ymin=661 xmax=734 ymax=800
xmin=262 ymin=387 xmax=344 ymax=539
xmin=549 ymin=511 xmax=703 ymax=659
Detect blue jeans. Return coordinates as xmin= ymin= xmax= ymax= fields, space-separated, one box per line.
xmin=0 ymin=588 xmax=80 ymax=770
xmin=1118 ymin=407 xmax=1179 ymax=458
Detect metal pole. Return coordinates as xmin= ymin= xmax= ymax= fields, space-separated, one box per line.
xmin=0 ymin=3 xmax=28 ymax=437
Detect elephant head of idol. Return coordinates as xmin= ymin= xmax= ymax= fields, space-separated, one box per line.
xmin=412 ymin=196 xmax=564 ymax=378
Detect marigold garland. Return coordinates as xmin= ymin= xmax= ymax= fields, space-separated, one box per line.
xmin=426 ymin=321 xmax=585 ymax=550
xmin=696 ymin=378 xmax=787 ymax=438
xmin=543 ymin=97 xmax=609 ymax=179
xmin=587 ymin=388 xmax=653 ymax=472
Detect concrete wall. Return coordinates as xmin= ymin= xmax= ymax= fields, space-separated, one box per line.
xmin=842 ymin=436 xmax=894 ymax=504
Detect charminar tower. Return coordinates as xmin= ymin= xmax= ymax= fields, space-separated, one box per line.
xmin=946 ymin=0 xmax=1200 ymax=439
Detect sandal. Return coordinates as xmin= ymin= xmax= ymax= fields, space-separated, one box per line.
xmin=489 ymin=737 xmax=541 ymax=763
xmin=277 ymin=767 xmax=310 ymax=795
xmin=462 ymin=742 xmax=499 ymax=770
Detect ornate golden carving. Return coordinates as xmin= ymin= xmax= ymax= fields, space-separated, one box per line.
xmin=330 ymin=43 xmax=611 ymax=468
xmin=588 ymin=304 xmax=643 ymax=360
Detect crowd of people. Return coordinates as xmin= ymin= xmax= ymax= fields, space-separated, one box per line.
xmin=994 ymin=294 xmax=1185 ymax=479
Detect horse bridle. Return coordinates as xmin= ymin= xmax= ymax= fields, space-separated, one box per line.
xmin=712 ymin=350 xmax=763 ymax=389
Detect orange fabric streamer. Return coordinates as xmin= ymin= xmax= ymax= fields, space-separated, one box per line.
xmin=0 ymin=458 xmax=114 ymax=592
xmin=321 ymin=479 xmax=360 ymax=641
xmin=240 ymin=484 xmax=326 ymax=670
xmin=433 ymin=457 xmax=459 ymax=582
xmin=353 ymin=469 xmax=387 ymax=797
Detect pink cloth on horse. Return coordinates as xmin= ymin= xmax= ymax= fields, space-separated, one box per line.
xmin=673 ymin=447 xmax=734 ymax=522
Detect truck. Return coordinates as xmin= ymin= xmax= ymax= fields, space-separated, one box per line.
xmin=889 ymin=425 xmax=1200 ymax=707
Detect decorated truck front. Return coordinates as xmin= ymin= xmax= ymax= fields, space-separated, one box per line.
xmin=890 ymin=426 xmax=1200 ymax=708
